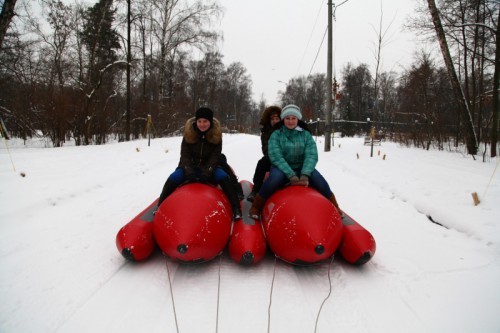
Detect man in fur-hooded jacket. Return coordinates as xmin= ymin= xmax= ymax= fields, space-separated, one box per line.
xmin=157 ymin=107 xmax=242 ymax=221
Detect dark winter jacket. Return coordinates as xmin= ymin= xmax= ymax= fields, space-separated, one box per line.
xmin=268 ymin=120 xmax=317 ymax=179
xmin=259 ymin=106 xmax=281 ymax=156
xmin=178 ymin=117 xmax=222 ymax=179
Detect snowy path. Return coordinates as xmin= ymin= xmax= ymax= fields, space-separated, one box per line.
xmin=1 ymin=135 xmax=499 ymax=332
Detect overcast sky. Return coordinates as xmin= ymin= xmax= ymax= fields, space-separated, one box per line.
xmin=216 ymin=0 xmax=422 ymax=104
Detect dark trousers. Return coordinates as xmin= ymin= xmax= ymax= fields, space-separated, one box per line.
xmin=158 ymin=154 xmax=242 ymax=207
xmin=219 ymin=154 xmax=243 ymax=199
xmin=252 ymin=156 xmax=271 ymax=193
xmin=259 ymin=166 xmax=333 ymax=200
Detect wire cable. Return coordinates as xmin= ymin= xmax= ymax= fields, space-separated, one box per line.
xmin=1 ymin=138 xmax=16 ymax=172
xmin=296 ymin=0 xmax=326 ymax=76
xmin=314 ymin=255 xmax=335 ymax=333
xmin=307 ymin=0 xmax=353 ymax=76
xmin=267 ymin=256 xmax=278 ymax=333
xmin=482 ymin=157 xmax=500 ymax=200
xmin=215 ymin=255 xmax=222 ymax=333
xmin=166 ymin=260 xmax=180 ymax=333
xmin=308 ymin=26 xmax=328 ymax=76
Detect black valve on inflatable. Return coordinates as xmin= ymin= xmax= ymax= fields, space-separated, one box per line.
xmin=121 ymin=248 xmax=136 ymax=261
xmin=177 ymin=244 xmax=188 ymax=254
xmin=315 ymin=244 xmax=325 ymax=255
xmin=240 ymin=251 xmax=255 ymax=266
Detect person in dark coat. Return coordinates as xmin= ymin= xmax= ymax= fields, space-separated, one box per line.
xmin=157 ymin=107 xmax=242 ymax=221
xmin=218 ymin=153 xmax=244 ymax=201
xmin=247 ymin=106 xmax=282 ymax=202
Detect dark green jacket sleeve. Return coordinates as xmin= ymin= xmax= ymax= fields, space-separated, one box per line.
xmin=300 ymin=131 xmax=318 ymax=177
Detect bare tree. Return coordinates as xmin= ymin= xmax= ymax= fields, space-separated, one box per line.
xmin=377 ymin=70 xmax=398 ymax=123
xmin=222 ymin=62 xmax=253 ymax=129
xmin=427 ymin=0 xmax=478 ymax=155
xmin=147 ymin=0 xmax=221 ymax=105
xmin=491 ymin=6 xmax=500 ymax=157
xmin=0 ymin=0 xmax=17 ymax=49
xmin=370 ymin=1 xmax=396 ymax=122
xmin=338 ymin=63 xmax=373 ymax=125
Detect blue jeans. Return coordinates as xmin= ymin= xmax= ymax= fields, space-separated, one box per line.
xmin=258 ymin=166 xmax=333 ymax=199
xmin=168 ymin=166 xmax=228 ymax=184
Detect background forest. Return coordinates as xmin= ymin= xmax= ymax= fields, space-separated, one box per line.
xmin=0 ymin=0 xmax=499 ymax=159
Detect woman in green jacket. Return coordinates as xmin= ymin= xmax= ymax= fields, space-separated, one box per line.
xmin=249 ymin=104 xmax=341 ymax=219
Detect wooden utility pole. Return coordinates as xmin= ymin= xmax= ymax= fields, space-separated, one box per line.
xmin=324 ymin=0 xmax=333 ymax=152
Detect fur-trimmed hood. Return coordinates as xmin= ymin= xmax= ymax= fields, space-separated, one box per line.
xmin=183 ymin=117 xmax=222 ymax=144
xmin=260 ymin=106 xmax=282 ymax=127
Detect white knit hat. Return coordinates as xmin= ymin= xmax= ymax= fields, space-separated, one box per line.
xmin=280 ymin=104 xmax=302 ymax=120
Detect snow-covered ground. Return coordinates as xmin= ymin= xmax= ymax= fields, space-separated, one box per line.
xmin=1 ymin=134 xmax=499 ymax=333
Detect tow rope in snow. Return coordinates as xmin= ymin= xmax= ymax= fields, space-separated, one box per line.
xmin=482 ymin=157 xmax=500 ymax=200
xmin=165 ymin=260 xmax=180 ymax=333
xmin=215 ymin=255 xmax=222 ymax=333
xmin=1 ymin=138 xmax=16 ymax=172
xmin=314 ymin=255 xmax=335 ymax=333
xmin=164 ymin=256 xmax=222 ymax=333
xmin=266 ymin=255 xmax=335 ymax=333
xmin=267 ymin=256 xmax=278 ymax=333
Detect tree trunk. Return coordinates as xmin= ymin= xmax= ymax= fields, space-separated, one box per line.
xmin=0 ymin=0 xmax=17 ymax=49
xmin=427 ymin=0 xmax=478 ymax=155
xmin=491 ymin=6 xmax=500 ymax=158
xmin=126 ymin=0 xmax=131 ymax=141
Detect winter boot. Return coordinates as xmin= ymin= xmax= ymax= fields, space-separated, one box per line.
xmin=246 ymin=190 xmax=257 ymax=202
xmin=218 ymin=154 xmax=244 ymax=200
xmin=232 ymin=208 xmax=242 ymax=220
xmin=328 ymin=193 xmax=344 ymax=217
xmin=220 ymin=177 xmax=242 ymax=221
xmin=158 ymin=178 xmax=180 ymax=207
xmin=249 ymin=194 xmax=266 ymax=220
xmin=233 ymin=177 xmax=245 ymax=201
xmin=247 ymin=180 xmax=263 ymax=202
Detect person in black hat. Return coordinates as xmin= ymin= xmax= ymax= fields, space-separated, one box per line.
xmin=156 ymin=107 xmax=242 ymax=221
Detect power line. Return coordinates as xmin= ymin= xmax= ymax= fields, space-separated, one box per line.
xmin=296 ymin=0 xmax=325 ymax=76
xmin=308 ymin=26 xmax=328 ymax=76
xmin=307 ymin=0 xmax=352 ymax=77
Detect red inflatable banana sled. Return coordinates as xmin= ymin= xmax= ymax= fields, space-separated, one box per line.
xmin=228 ymin=180 xmax=267 ymax=265
xmin=153 ymin=183 xmax=233 ymax=263
xmin=337 ymin=211 xmax=376 ymax=265
xmin=261 ymin=186 xmax=343 ymax=265
xmin=116 ymin=199 xmax=158 ymax=261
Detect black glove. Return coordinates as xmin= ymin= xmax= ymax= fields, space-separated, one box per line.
xmin=198 ymin=174 xmax=211 ymax=184
xmin=185 ymin=173 xmax=197 ymax=183
xmin=184 ymin=166 xmax=194 ymax=175
xmin=199 ymin=168 xmax=213 ymax=183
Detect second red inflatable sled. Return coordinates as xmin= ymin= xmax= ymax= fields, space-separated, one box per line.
xmin=261 ymin=186 xmax=344 ymax=265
